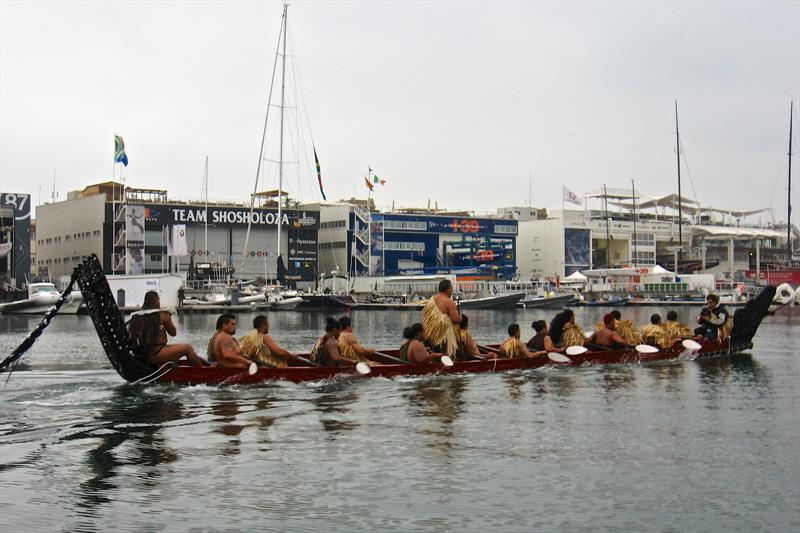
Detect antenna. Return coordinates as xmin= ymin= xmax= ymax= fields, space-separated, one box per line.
xmin=51 ymin=167 xmax=58 ymax=204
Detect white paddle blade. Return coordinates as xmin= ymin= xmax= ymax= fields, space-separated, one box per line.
xmin=635 ymin=344 xmax=660 ymax=354
xmin=547 ymin=352 xmax=571 ymax=363
xmin=682 ymin=339 xmax=702 ymax=351
xmin=248 ymin=362 xmax=258 ymax=375
xmin=440 ymin=355 xmax=454 ymax=367
xmin=355 ymin=362 xmax=371 ymax=375
xmin=565 ymin=345 xmax=588 ymax=356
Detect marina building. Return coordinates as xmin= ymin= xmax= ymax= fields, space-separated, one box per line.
xmin=0 ymin=192 xmax=32 ymax=288
xmin=35 ymin=182 xmax=320 ymax=286
xmin=513 ymin=188 xmax=794 ymax=280
xmin=312 ymin=203 xmax=518 ymax=280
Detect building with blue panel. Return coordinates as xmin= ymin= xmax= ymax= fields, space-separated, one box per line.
xmin=315 ymin=203 xmax=518 ymax=281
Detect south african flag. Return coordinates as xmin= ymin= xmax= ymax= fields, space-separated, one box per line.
xmin=114 ymin=135 xmax=128 ymax=166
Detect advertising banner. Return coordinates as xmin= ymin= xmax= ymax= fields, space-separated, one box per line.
xmin=125 ymin=205 xmax=145 ymax=275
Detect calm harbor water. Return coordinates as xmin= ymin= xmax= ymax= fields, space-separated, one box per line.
xmin=1 ymin=306 xmax=798 ymax=531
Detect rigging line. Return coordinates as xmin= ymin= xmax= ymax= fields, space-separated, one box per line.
xmin=240 ymin=8 xmax=284 ymax=274
xmin=289 ymin=26 xmax=324 ymax=201
xmin=678 ymin=138 xmax=700 ymax=215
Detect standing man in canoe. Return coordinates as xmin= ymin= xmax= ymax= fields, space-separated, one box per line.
xmin=421 ymin=279 xmax=462 ymax=357
xmin=208 ymin=314 xmax=256 ymax=368
xmin=239 ymin=315 xmax=299 ymax=368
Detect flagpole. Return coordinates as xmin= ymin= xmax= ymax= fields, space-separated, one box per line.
xmin=367 ymin=167 xmax=372 ymax=277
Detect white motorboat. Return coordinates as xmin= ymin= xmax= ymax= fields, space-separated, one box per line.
xmin=0 ymin=282 xmax=83 ymax=315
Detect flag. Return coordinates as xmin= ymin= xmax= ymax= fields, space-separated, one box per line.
xmin=364 ymin=176 xmax=374 ymax=191
xmin=313 ymin=145 xmax=327 ymax=201
xmin=563 ymin=185 xmax=582 ymax=206
xmin=171 ymin=224 xmax=188 ymax=256
xmin=114 ymin=135 xmax=128 ymax=166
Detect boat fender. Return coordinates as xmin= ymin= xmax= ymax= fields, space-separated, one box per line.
xmin=774 ymin=283 xmax=794 ymax=305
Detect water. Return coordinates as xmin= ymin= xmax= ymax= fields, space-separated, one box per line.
xmin=1 ymin=306 xmax=798 ymax=531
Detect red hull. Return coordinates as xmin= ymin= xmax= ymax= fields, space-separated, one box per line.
xmin=154 ymin=339 xmax=739 ymax=386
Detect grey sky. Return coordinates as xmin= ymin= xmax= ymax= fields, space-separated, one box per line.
xmin=1 ymin=1 xmax=798 ymax=224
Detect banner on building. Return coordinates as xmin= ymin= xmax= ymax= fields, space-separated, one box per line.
xmin=171 ymin=225 xmax=188 ymax=256
xmin=370 ymin=214 xmax=385 ymax=276
xmin=125 ymin=205 xmax=145 ymax=274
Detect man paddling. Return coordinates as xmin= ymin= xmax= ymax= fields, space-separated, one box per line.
xmin=501 ymin=324 xmax=547 ymax=359
xmin=208 ymin=314 xmax=256 ymax=368
xmin=239 ymin=315 xmax=299 ymax=368
xmin=420 ymin=279 xmax=462 ymax=357
xmin=311 ymin=317 xmax=361 ymax=368
xmin=585 ymin=314 xmax=633 ymax=350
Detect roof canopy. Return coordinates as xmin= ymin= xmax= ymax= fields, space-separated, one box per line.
xmin=691 ymin=225 xmax=785 ymax=239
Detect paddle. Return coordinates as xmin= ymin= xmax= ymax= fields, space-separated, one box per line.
xmin=477 ymin=344 xmax=503 ymax=356
xmin=372 ymin=351 xmax=411 ymax=365
xmin=565 ymin=345 xmax=588 ymax=356
xmin=248 ymin=362 xmax=257 ymax=375
xmin=289 ymin=355 xmax=320 ymax=367
xmin=547 ymin=352 xmax=571 ymax=363
xmin=682 ymin=339 xmax=702 ymax=351
xmin=635 ymin=344 xmax=660 ymax=354
xmin=440 ymin=355 xmax=454 ymax=367
xmin=355 ymin=362 xmax=371 ymax=375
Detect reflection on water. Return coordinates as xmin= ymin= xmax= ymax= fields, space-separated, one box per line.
xmin=312 ymin=381 xmax=361 ymax=435
xmin=66 ymin=386 xmax=182 ymax=517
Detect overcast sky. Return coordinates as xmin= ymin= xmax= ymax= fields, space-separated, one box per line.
xmin=1 ymin=1 xmax=798 ymax=224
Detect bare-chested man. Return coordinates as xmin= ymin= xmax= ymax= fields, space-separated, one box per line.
xmin=420 ymin=279 xmax=462 ymax=357
xmin=312 ymin=317 xmax=360 ymax=368
xmin=208 ymin=314 xmax=255 ymax=368
xmin=501 ymin=323 xmax=547 ymax=359
xmin=586 ymin=313 xmax=633 ymax=350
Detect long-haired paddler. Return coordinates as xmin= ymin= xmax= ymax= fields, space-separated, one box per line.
xmin=128 ymin=291 xmax=207 ymax=367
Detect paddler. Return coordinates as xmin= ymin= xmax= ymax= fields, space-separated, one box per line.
xmin=527 ymin=320 xmax=565 ymax=354
xmin=337 ymin=316 xmax=377 ymax=364
xmin=500 ymin=324 xmax=547 ymax=359
xmin=694 ymin=294 xmax=731 ymax=341
xmin=207 ymin=314 xmax=256 ymax=368
xmin=400 ymin=323 xmax=444 ymax=364
xmin=585 ymin=313 xmax=634 ymax=350
xmin=310 ymin=317 xmax=362 ymax=368
xmin=549 ymin=309 xmax=586 ymax=347
xmin=456 ymin=314 xmax=481 ymax=359
xmin=607 ymin=310 xmax=639 ymax=345
xmin=238 ymin=315 xmax=298 ymax=368
xmin=420 ymin=279 xmax=462 ymax=357
xmin=663 ymin=310 xmax=693 ymax=341
xmin=640 ymin=313 xmax=670 ymax=349
xmin=128 ymin=290 xmax=207 ymax=367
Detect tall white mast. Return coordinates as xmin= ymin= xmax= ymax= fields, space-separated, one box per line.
xmin=203 ymin=155 xmax=209 ymax=254
xmin=276 ymin=2 xmax=288 ymax=277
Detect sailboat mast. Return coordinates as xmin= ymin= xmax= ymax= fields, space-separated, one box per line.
xmin=277 ymin=2 xmax=288 ymax=276
xmin=631 ymin=178 xmax=637 ymax=267
xmin=603 ymin=183 xmax=610 ymax=267
xmin=788 ymin=101 xmax=793 ymax=256
xmin=675 ymin=101 xmax=682 ymax=267
xmin=203 ymin=155 xmax=209 ymax=254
